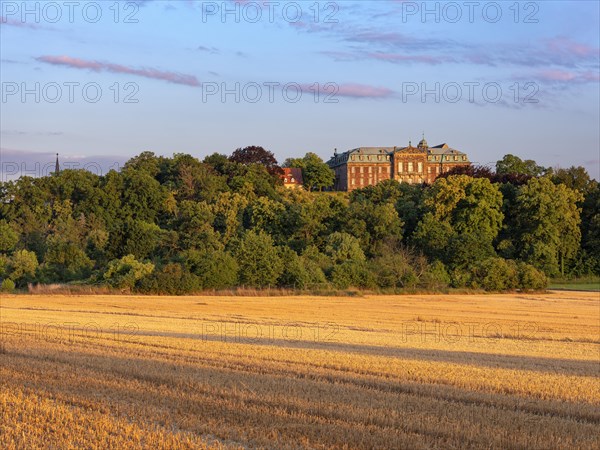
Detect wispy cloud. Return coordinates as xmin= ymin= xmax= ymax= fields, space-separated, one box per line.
xmin=197 ymin=45 xmax=220 ymax=55
xmin=535 ymin=69 xmax=600 ymax=84
xmin=1 ymin=16 xmax=50 ymax=30
xmin=299 ymin=83 xmax=394 ymax=99
xmin=36 ymin=55 xmax=201 ymax=87
xmin=3 ymin=130 xmax=64 ymax=136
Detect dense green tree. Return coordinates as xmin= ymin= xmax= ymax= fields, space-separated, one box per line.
xmin=0 ymin=149 xmax=589 ymax=292
xmin=246 ymin=196 xmax=286 ymax=239
xmin=123 ymin=151 xmax=162 ymax=177
xmin=496 ymin=154 xmax=548 ymax=177
xmin=42 ymin=237 xmax=93 ymax=282
xmin=513 ymin=177 xmax=583 ymax=276
xmin=552 ymin=166 xmax=596 ymax=196
xmin=284 ymin=153 xmax=334 ymax=191
xmin=236 ymin=230 xmax=283 ymax=287
xmin=580 ymin=184 xmax=600 ymax=274
xmin=9 ymin=249 xmax=38 ymax=286
xmin=413 ymin=176 xmax=503 ymax=268
xmin=183 ymin=248 xmax=238 ymax=290
xmin=0 ymin=219 xmax=19 ymax=253
xmin=159 ymin=153 xmax=227 ymax=202
xmin=324 ymin=232 xmax=366 ymax=266
xmin=120 ymin=169 xmax=167 ymax=222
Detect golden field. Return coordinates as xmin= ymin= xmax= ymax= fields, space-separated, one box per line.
xmin=1 ymin=291 xmax=599 ymax=449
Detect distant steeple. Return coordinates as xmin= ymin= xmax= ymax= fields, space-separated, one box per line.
xmin=54 ymin=153 xmax=60 ymax=175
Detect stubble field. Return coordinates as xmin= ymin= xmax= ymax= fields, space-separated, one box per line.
xmin=1 ymin=291 xmax=599 ymax=449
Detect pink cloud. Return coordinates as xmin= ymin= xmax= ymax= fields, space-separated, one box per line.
xmin=1 ymin=16 xmax=46 ymax=29
xmin=538 ymin=70 xmax=577 ymax=82
xmin=36 ymin=55 xmax=200 ymax=87
xmin=336 ymin=83 xmax=394 ymax=99
xmin=536 ymin=69 xmax=599 ymax=83
xmin=298 ymin=83 xmax=394 ymax=99
xmin=545 ymin=36 xmax=598 ymax=58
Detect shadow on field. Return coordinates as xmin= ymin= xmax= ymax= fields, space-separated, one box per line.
xmin=120 ymin=328 xmax=599 ymax=377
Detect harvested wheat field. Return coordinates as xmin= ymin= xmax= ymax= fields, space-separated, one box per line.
xmin=1 ymin=291 xmax=599 ymax=449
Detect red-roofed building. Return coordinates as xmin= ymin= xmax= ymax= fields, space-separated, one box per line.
xmin=281 ymin=168 xmax=303 ymax=189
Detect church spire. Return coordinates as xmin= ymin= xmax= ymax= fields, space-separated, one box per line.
xmin=54 ymin=153 xmax=60 ymax=175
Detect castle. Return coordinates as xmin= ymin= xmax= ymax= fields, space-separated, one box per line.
xmin=326 ymin=136 xmax=470 ymax=191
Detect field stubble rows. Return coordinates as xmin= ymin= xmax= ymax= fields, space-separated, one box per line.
xmin=1 ymin=292 xmax=599 ymax=449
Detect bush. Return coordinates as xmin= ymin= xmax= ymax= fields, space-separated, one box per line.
xmin=470 ymin=258 xmax=519 ymax=291
xmin=369 ymin=253 xmax=419 ymax=289
xmin=103 ymin=255 xmax=154 ymax=289
xmin=420 ymin=260 xmax=451 ymax=290
xmin=1 ymin=278 xmax=15 ymax=292
xmin=330 ymin=261 xmax=375 ymax=289
xmin=517 ymin=262 xmax=547 ymax=291
xmin=184 ymin=248 xmax=238 ymax=290
xmin=450 ymin=268 xmax=471 ymax=288
xmin=10 ymin=250 xmax=39 ymax=287
xmin=0 ymin=254 xmax=9 ymax=278
xmin=137 ymin=263 xmax=201 ymax=295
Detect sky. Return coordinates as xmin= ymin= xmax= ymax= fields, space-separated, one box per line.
xmin=1 ymin=0 xmax=599 ymax=180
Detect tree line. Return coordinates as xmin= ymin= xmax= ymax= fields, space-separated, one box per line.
xmin=0 ymin=147 xmax=597 ymax=294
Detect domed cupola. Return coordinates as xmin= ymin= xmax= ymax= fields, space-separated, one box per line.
xmin=417 ymin=133 xmax=428 ymax=149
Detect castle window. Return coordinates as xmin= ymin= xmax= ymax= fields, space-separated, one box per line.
xmin=378 ymin=155 xmax=382 ymax=161
xmin=454 ymin=155 xmax=458 ymax=161
xmin=418 ymin=162 xmax=423 ymax=173
xmin=368 ymin=166 xmax=372 ymax=173
xmin=351 ymin=155 xmax=356 ymax=161
xmin=351 ymin=179 xmax=355 ymax=185
xmin=398 ymin=162 xmax=403 ymax=173
xmin=408 ymin=162 xmax=414 ymax=172
xmin=428 ymin=156 xmax=432 ymax=161
xmin=386 ymin=155 xmax=390 ymax=160
xmin=291 ymin=177 xmax=295 ymax=182
xmin=360 ymin=167 xmax=364 ymax=174
xmin=351 ymin=167 xmax=355 ymax=174
xmin=462 ymin=156 xmax=466 ymax=161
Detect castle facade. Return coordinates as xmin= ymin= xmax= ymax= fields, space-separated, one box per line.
xmin=326 ymin=137 xmax=470 ymax=191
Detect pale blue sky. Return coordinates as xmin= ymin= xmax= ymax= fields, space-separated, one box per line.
xmin=1 ymin=0 xmax=599 ymax=179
